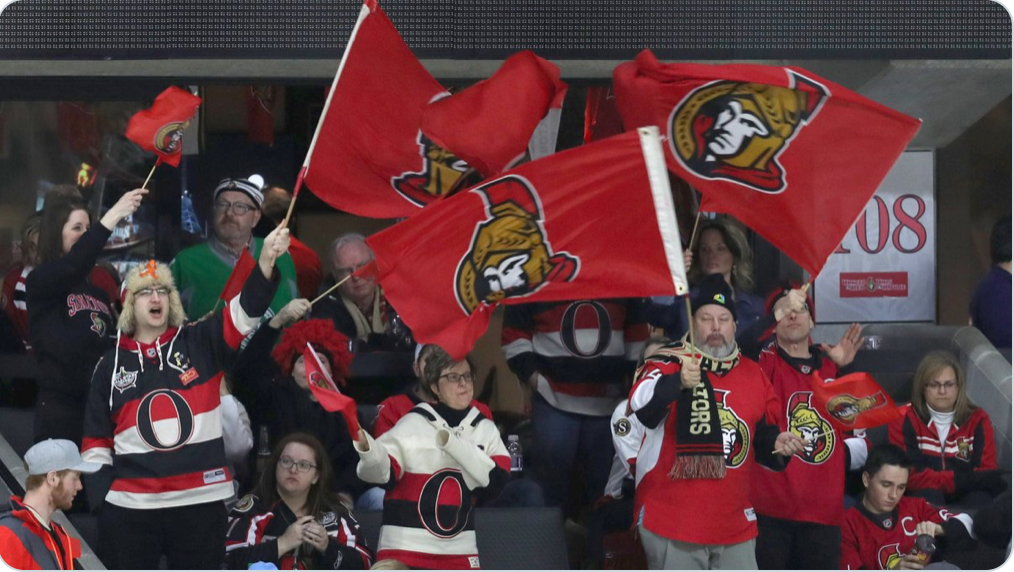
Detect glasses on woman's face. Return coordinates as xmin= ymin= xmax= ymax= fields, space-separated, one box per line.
xmin=439 ymin=372 xmax=474 ymax=384
xmin=927 ymin=381 xmax=957 ymax=392
xmin=279 ymin=456 xmax=317 ymax=473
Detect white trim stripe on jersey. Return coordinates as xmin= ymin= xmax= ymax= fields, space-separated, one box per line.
xmin=106 ymin=481 xmax=234 ymax=510
xmin=113 ymin=406 xmax=223 ymax=455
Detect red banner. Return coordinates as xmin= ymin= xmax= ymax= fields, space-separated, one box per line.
xmin=246 ymin=86 xmax=276 ymax=146
xmin=584 ymin=86 xmax=624 ymax=144
xmin=422 ymin=51 xmax=567 ymax=177
xmin=367 ymin=129 xmax=687 ymax=359
xmin=810 ymin=372 xmax=902 ymax=432
xmin=613 ymin=50 xmax=921 ymax=276
xmin=839 ymin=272 xmax=909 ymax=298
xmin=219 ymin=249 xmax=256 ymax=303
xmin=125 ymin=86 xmax=202 ymax=167
xmin=304 ymin=344 xmax=360 ymax=436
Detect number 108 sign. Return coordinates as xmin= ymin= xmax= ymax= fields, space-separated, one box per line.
xmin=815 ymin=151 xmax=935 ymax=323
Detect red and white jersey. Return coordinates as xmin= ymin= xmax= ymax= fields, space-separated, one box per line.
xmin=356 ymin=403 xmax=510 ymax=569
xmin=629 ymin=350 xmax=785 ymax=546
xmin=502 ymin=299 xmax=649 ymax=416
xmin=840 ymin=497 xmax=970 ymax=570
xmin=374 ymin=391 xmax=493 ymax=437
xmin=82 ymin=268 xmax=276 ymax=510
xmin=888 ymin=405 xmax=997 ymax=494
xmin=1 ymin=265 xmax=31 ymax=349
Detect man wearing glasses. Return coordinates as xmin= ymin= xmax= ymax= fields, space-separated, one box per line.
xmin=171 ymin=177 xmax=298 ymax=319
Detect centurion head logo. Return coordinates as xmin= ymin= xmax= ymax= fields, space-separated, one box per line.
xmin=714 ymin=389 xmax=750 ymax=468
xmin=826 ymin=391 xmax=888 ymax=427
xmin=454 ymin=175 xmax=579 ymax=314
xmin=787 ymin=392 xmax=835 ymax=464
xmin=669 ymin=70 xmax=830 ymax=193
xmin=392 ymin=131 xmax=480 ymax=207
xmin=154 ymin=120 xmax=190 ymax=155
xmin=878 ymin=544 xmax=903 ymax=570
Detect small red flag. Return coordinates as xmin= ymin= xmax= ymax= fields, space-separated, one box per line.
xmin=810 ymin=372 xmax=902 ymax=432
xmin=303 ymin=343 xmax=360 ymax=436
xmin=246 ymin=85 xmax=276 ymax=146
xmin=583 ymin=86 xmax=624 ymax=144
xmin=421 ymin=51 xmax=568 ymax=177
xmin=613 ymin=50 xmax=921 ymax=276
xmin=219 ymin=249 xmax=256 ymax=303
xmin=125 ymin=86 xmax=201 ymax=168
xmin=366 ymin=128 xmax=689 ymax=360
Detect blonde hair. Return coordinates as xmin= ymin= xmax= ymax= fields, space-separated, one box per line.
xmin=689 ymin=219 xmax=756 ymax=293
xmin=370 ymin=559 xmax=410 ymax=570
xmin=910 ymin=350 xmax=976 ymax=426
xmin=118 ymin=261 xmax=186 ymax=335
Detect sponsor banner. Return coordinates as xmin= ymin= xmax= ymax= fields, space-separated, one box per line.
xmin=816 ymin=151 xmax=935 ymax=322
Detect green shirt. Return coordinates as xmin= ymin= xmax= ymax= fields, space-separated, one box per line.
xmin=171 ymin=237 xmax=298 ymax=319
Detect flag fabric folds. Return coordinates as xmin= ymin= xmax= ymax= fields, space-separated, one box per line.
xmin=810 ymin=372 xmax=902 ymax=432
xmin=125 ymin=86 xmax=202 ymax=167
xmin=421 ymin=50 xmax=568 ymax=178
xmin=218 ymin=249 xmax=256 ymax=303
xmin=303 ymin=343 xmax=361 ymax=436
xmin=613 ymin=50 xmax=921 ymax=276
xmin=367 ymin=127 xmax=688 ymax=359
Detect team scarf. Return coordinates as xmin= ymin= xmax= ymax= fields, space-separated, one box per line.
xmin=656 ymin=336 xmax=740 ymax=480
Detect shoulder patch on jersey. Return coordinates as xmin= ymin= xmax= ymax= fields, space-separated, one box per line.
xmin=234 ymin=494 xmax=256 ymax=513
xmin=613 ymin=417 xmax=632 ymax=437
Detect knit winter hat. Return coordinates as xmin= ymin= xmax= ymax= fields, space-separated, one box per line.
xmin=214 ymin=177 xmax=264 ymax=208
xmin=118 ymin=260 xmax=186 ymax=335
xmin=691 ymin=274 xmax=737 ymax=321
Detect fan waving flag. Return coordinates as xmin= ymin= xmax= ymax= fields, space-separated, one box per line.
xmin=125 ymin=86 xmax=201 ymax=167
xmin=810 ymin=372 xmax=902 ymax=432
xmin=367 ymin=127 xmax=688 ymax=359
xmin=303 ymin=343 xmax=360 ymax=436
xmin=613 ymin=50 xmax=921 ymax=276
xmin=421 ymin=51 xmax=568 ymax=177
xmin=218 ymin=249 xmax=256 ymax=303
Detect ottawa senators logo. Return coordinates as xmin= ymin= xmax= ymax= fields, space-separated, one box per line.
xmin=826 ymin=391 xmax=888 ymax=427
xmin=669 ymin=70 xmax=829 ymax=193
xmin=787 ymin=392 xmax=835 ymax=464
xmin=955 ymin=438 xmax=971 ymax=461
xmin=89 ymin=312 xmax=106 ymax=337
xmin=392 ymin=132 xmax=481 ymax=207
xmin=154 ymin=120 xmax=190 ymax=155
xmin=878 ymin=543 xmax=903 ymax=570
xmin=715 ymin=389 xmax=750 ymax=468
xmin=454 ymin=175 xmax=579 ymax=314
xmin=308 ymin=370 xmax=329 ymax=390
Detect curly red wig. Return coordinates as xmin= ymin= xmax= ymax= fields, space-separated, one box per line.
xmin=271 ymin=319 xmax=353 ymax=387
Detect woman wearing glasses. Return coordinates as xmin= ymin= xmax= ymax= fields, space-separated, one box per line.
xmin=226 ymin=433 xmax=373 ymax=569
xmin=27 ymin=186 xmax=145 ymax=445
xmin=354 ymin=346 xmax=510 ymax=569
xmin=888 ymin=350 xmax=1005 ymax=506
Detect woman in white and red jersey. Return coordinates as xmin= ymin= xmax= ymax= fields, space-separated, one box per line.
xmin=353 ymin=347 xmax=510 ymax=569
xmin=888 ymin=351 xmax=1003 ymax=506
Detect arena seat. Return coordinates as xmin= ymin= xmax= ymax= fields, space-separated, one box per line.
xmin=355 ymin=507 xmax=568 ymax=569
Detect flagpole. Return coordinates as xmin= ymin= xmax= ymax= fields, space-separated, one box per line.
xmin=283 ymin=1 xmax=373 ymax=230
xmin=310 ymin=274 xmax=353 ymax=306
xmin=141 ymin=159 xmax=160 ymax=190
xmin=688 ymin=211 xmax=703 ymax=251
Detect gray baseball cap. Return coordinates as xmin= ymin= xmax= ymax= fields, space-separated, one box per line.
xmin=24 ymin=439 xmax=101 ymax=475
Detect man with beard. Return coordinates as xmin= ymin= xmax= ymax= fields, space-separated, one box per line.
xmin=171 ymin=177 xmax=298 ymax=319
xmin=0 ymin=439 xmax=100 ymax=569
xmin=629 ymin=274 xmax=805 ymax=570
xmin=750 ymin=286 xmax=867 ymax=569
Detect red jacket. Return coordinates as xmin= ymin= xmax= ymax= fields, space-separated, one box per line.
xmin=887 ymin=404 xmax=997 ymax=494
xmin=0 ymin=496 xmax=80 ymax=570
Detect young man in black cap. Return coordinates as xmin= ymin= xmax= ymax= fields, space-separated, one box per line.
xmin=171 ymin=176 xmax=298 ymax=318
xmin=629 ymin=274 xmax=806 ymax=570
xmin=82 ymin=225 xmax=289 ymax=570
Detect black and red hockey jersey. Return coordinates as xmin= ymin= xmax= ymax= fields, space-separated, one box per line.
xmin=887 ymin=404 xmax=997 ymax=494
xmin=751 ymin=343 xmax=866 ymax=526
xmin=629 ymin=345 xmax=787 ymax=545
xmin=81 ymin=267 xmax=277 ymax=510
xmin=224 ymin=494 xmax=372 ymax=570
xmin=356 ymin=403 xmax=510 ymax=569
xmin=502 ymin=299 xmax=649 ymax=416
xmin=374 ymin=390 xmax=493 ymax=437
xmin=840 ymin=496 xmax=972 ymax=570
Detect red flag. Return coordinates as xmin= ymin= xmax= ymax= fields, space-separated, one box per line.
xmin=421 ymin=51 xmax=568 ymax=177
xmin=301 ymin=1 xmax=451 ymax=218
xmin=367 ymin=128 xmax=689 ymax=359
xmin=219 ymin=249 xmax=256 ymax=302
xmin=613 ymin=50 xmax=921 ymax=276
xmin=584 ymin=87 xmax=624 ymax=144
xmin=303 ymin=343 xmax=360 ymax=436
xmin=246 ymin=85 xmax=276 ymax=145
xmin=125 ymin=86 xmax=202 ymax=168
xmin=810 ymin=372 xmax=902 ymax=432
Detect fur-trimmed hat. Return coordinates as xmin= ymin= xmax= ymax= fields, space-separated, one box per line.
xmin=118 ymin=260 xmax=186 ymax=336
xmin=271 ymin=319 xmax=354 ymax=387
xmin=691 ymin=274 xmax=737 ymax=321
